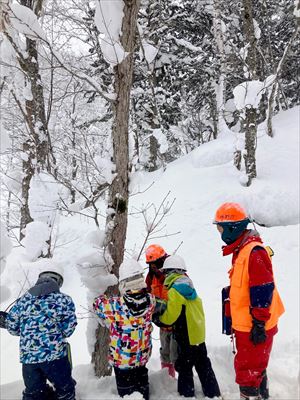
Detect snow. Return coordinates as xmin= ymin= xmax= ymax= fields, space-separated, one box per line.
xmin=233 ymin=80 xmax=265 ymax=110
xmin=141 ymin=40 xmax=158 ymax=64
xmin=0 ymin=121 xmax=11 ymax=153
xmin=152 ymin=129 xmax=169 ymax=154
xmin=94 ymin=156 xmax=116 ymax=184
xmin=0 ymin=107 xmax=299 ymax=399
xmin=253 ymin=19 xmax=261 ymax=40
xmin=0 ymin=221 xmax=12 ymax=304
xmin=28 ymin=172 xmax=60 ymax=225
xmin=294 ymin=0 xmax=300 ymax=18
xmin=94 ymin=0 xmax=128 ymax=66
xmin=2 ymin=170 xmax=22 ymax=194
xmin=233 ymin=76 xmax=277 ymax=111
xmin=9 ymin=3 xmax=47 ymax=41
xmin=21 ymin=221 xmax=51 ymax=261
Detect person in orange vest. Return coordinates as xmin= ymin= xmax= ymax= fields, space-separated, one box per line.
xmin=145 ymin=244 xmax=177 ymax=377
xmin=214 ymin=203 xmax=285 ymax=400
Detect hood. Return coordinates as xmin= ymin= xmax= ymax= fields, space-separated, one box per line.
xmin=28 ymin=277 xmax=60 ymax=297
xmin=164 ymin=273 xmax=197 ymax=300
xmin=123 ymin=289 xmax=151 ymax=317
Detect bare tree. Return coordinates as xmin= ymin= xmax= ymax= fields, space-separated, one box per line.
xmin=92 ymin=0 xmax=141 ymax=377
xmin=241 ymin=0 xmax=258 ymax=186
xmin=2 ymin=0 xmax=55 ymax=246
xmin=266 ymin=12 xmax=299 ymax=137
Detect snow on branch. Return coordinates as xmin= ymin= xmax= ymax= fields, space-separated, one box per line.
xmin=94 ymin=0 xmax=128 ymax=66
xmin=0 ymin=2 xmax=116 ymax=102
xmin=233 ymin=75 xmax=275 ymax=111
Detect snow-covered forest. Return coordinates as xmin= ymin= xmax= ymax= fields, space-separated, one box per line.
xmin=0 ymin=0 xmax=299 ymax=399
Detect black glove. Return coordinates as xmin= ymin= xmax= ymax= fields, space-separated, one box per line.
xmin=0 ymin=311 xmax=8 ymax=329
xmin=250 ymin=318 xmax=266 ymax=344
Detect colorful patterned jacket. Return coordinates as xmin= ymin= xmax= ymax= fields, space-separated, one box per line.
xmin=93 ymin=293 xmax=154 ymax=369
xmin=6 ymin=278 xmax=77 ymax=364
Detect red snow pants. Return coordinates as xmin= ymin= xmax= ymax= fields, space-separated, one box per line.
xmin=234 ymin=325 xmax=277 ymax=388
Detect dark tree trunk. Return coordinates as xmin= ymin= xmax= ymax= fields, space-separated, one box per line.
xmin=5 ymin=0 xmax=53 ymax=239
xmin=92 ymin=0 xmax=141 ymax=378
xmin=244 ymin=107 xmax=257 ymax=186
xmin=242 ymin=0 xmax=258 ymax=185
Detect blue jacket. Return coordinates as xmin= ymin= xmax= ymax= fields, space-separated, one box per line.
xmin=6 ymin=277 xmax=77 ymax=364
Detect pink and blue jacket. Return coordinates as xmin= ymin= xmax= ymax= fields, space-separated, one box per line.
xmin=93 ymin=294 xmax=154 ymax=369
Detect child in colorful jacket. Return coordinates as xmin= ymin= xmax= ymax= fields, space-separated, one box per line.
xmin=93 ymin=259 xmax=154 ymax=400
xmin=156 ymin=255 xmax=221 ymax=399
xmin=214 ymin=202 xmax=285 ymax=400
xmin=0 ymin=263 xmax=77 ymax=400
xmin=145 ymin=244 xmax=177 ymax=377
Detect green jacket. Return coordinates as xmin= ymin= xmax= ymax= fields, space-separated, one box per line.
xmin=159 ymin=273 xmax=205 ymax=345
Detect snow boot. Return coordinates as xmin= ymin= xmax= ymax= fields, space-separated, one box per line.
xmin=259 ymin=370 xmax=269 ymax=400
xmin=161 ymin=362 xmax=176 ymax=378
xmin=240 ymin=386 xmax=262 ymax=400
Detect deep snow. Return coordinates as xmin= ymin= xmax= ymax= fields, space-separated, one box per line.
xmin=0 ymin=107 xmax=299 ymax=399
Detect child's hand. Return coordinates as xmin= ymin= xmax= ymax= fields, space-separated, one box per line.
xmin=154 ymin=298 xmax=167 ymax=316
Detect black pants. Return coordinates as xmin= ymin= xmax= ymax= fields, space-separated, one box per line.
xmin=114 ymin=366 xmax=149 ymax=400
xmin=22 ymin=356 xmax=76 ymax=400
xmin=175 ymin=342 xmax=221 ymax=398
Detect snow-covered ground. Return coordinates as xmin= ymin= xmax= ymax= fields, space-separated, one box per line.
xmin=1 ymin=107 xmax=299 ymax=399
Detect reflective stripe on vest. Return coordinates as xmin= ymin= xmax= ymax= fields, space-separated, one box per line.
xmin=229 ymin=241 xmax=285 ymax=332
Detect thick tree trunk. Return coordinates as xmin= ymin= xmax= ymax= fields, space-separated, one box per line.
xmin=92 ymin=0 xmax=141 ymax=378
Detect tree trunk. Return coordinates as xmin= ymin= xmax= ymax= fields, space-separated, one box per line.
xmin=242 ymin=0 xmax=258 ymax=185
xmin=4 ymin=0 xmax=54 ymax=240
xmin=19 ymin=35 xmax=50 ymax=239
xmin=266 ymin=25 xmax=299 ymax=137
xmin=92 ymin=0 xmax=141 ymax=378
xmin=243 ymin=107 xmax=257 ymax=186
xmin=213 ymin=0 xmax=227 ymax=136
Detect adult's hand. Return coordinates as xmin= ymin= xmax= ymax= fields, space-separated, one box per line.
xmin=250 ymin=318 xmax=266 ymax=345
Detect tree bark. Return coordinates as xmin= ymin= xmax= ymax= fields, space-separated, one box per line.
xmin=4 ymin=0 xmax=54 ymax=240
xmin=242 ymin=0 xmax=258 ymax=185
xmin=244 ymin=107 xmax=257 ymax=186
xmin=92 ymin=0 xmax=141 ymax=378
xmin=266 ymin=26 xmax=299 ymax=137
xmin=213 ymin=0 xmax=227 ymax=137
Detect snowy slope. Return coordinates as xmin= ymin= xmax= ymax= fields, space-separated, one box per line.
xmin=0 ymin=107 xmax=299 ymax=399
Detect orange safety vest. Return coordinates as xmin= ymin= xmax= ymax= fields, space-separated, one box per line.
xmin=151 ymin=276 xmax=168 ymax=300
xmin=229 ymin=241 xmax=285 ymax=332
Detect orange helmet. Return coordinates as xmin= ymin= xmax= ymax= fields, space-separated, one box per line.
xmin=214 ymin=202 xmax=248 ymax=224
xmin=145 ymin=244 xmax=167 ymax=263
